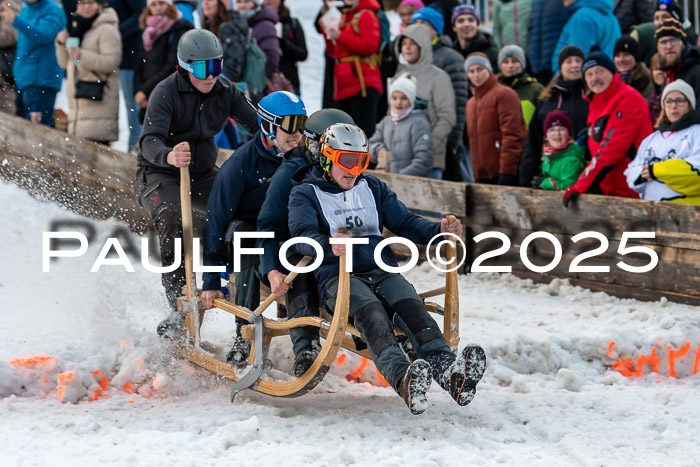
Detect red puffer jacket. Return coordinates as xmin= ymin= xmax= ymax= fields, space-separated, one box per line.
xmin=571 ymin=73 xmax=652 ymax=197
xmin=466 ymin=73 xmax=526 ymax=181
xmin=322 ymin=0 xmax=383 ymax=102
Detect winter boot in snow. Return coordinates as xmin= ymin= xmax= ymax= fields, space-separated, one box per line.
xmin=436 ymin=345 xmax=486 ymax=406
xmin=292 ymin=339 xmax=321 ymax=377
xmin=396 ymin=359 xmax=432 ymax=415
xmin=226 ymin=326 xmax=251 ymax=368
xmin=156 ymin=311 xmax=185 ymax=340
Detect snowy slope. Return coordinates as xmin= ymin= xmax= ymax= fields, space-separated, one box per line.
xmin=3 ymin=1 xmax=700 ymax=464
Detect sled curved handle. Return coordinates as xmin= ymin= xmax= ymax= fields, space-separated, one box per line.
xmin=249 ymin=255 xmax=312 ymax=321
xmin=443 ymin=214 xmax=460 ymax=352
xmin=180 ymin=166 xmax=195 ymax=301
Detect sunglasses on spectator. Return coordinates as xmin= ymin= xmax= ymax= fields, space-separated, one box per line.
xmin=664 ymin=97 xmax=688 ymax=107
xmin=177 ymin=56 xmax=223 ymax=79
xmin=658 ymin=37 xmax=681 ymax=48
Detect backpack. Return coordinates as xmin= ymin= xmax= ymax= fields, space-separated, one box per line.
xmin=219 ymin=11 xmax=250 ymax=82
xmin=242 ymin=30 xmax=267 ymax=95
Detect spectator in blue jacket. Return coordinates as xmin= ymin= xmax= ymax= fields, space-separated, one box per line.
xmin=527 ymin=0 xmax=568 ymax=85
xmin=201 ymin=91 xmax=307 ymax=367
xmin=256 ymin=108 xmax=354 ymax=377
xmin=288 ymin=122 xmax=486 ymax=414
xmin=109 ymin=0 xmax=146 ymax=151
xmin=0 ymin=0 xmax=64 ymax=127
xmin=551 ymin=0 xmax=621 ymax=72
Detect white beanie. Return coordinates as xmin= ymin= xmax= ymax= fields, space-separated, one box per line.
xmin=389 ymin=74 xmax=418 ymax=105
xmin=662 ymin=79 xmax=696 ymax=109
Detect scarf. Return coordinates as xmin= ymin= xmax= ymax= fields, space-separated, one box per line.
xmin=68 ymin=12 xmax=100 ymax=41
xmin=142 ymin=14 xmax=180 ymax=52
xmin=390 ymin=104 xmax=414 ymax=122
xmin=542 ymin=140 xmax=574 ymax=158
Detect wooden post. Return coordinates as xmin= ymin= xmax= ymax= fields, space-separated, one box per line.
xmin=443 ymin=215 xmax=460 ymax=352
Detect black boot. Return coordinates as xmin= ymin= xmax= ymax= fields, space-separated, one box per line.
xmin=435 ymin=345 xmax=486 ymax=406
xmin=396 ymin=359 xmax=432 ymax=415
xmin=226 ymin=326 xmax=250 ymax=368
xmin=292 ymin=339 xmax=321 ymax=377
xmin=156 ymin=311 xmax=185 ymax=341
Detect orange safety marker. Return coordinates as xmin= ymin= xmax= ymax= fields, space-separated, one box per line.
xmin=667 ymin=343 xmax=691 ymax=378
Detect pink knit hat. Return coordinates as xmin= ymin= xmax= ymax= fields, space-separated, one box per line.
xmin=147 ymin=0 xmax=173 ymax=6
xmin=399 ymin=0 xmax=425 ymax=9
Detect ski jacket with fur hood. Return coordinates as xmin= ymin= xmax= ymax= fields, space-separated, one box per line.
xmin=395 ymin=24 xmax=456 ymax=171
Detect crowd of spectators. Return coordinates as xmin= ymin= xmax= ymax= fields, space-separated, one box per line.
xmin=0 ymin=0 xmax=698 ymax=205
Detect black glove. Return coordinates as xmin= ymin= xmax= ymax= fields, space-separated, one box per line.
xmin=497 ymin=174 xmax=517 ymax=186
xmin=531 ymin=173 xmax=546 ymax=188
xmin=562 ymin=188 xmax=580 ymax=208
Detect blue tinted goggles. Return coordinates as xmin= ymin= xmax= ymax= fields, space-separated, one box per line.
xmin=178 ymin=56 xmax=223 ymax=79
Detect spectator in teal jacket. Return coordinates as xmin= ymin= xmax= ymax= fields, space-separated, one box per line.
xmin=0 ymin=0 xmax=65 ymax=127
xmin=492 ymin=0 xmax=533 ymax=50
xmin=551 ymin=0 xmax=621 ymax=72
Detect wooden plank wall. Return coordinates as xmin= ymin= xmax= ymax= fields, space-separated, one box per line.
xmin=1 ymin=110 xmax=697 ymax=306
xmin=370 ymin=171 xmax=700 ymax=306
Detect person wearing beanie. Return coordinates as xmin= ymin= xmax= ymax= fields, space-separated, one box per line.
xmin=655 ymin=18 xmax=700 ymax=109
xmin=398 ymin=0 xmax=425 ymax=33
xmin=466 ymin=52 xmax=526 ymax=186
xmin=551 ymin=0 xmax=621 ymax=73
xmin=411 ymin=7 xmax=471 ymax=182
xmin=562 ymin=47 xmax=653 ymax=206
xmin=450 ymin=4 xmax=498 ymax=70
xmin=134 ymin=0 xmax=192 ymax=123
xmin=518 ymin=44 xmax=589 ymax=187
xmin=497 ymin=44 xmax=543 ymax=129
xmin=613 ymin=0 xmax=655 ymax=35
xmin=630 ymin=0 xmax=698 ymax=66
xmin=369 ymin=74 xmax=433 ymax=176
xmin=533 ymin=110 xmax=586 ymax=191
xmin=626 ymin=79 xmax=700 ymax=204
xmin=613 ymin=35 xmax=652 ymax=98
xmin=54 ymin=0 xmax=122 ymax=143
xmin=492 ymin=0 xmax=533 ymax=50
xmin=393 ymin=23 xmax=456 ymax=180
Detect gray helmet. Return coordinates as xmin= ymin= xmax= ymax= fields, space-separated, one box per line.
xmin=177 ymin=29 xmax=223 ymax=62
xmin=303 ymin=109 xmax=355 ymax=142
xmin=319 ymin=123 xmax=369 ymax=174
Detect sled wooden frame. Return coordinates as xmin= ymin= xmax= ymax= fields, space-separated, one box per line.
xmin=172 ymin=167 xmax=460 ymax=398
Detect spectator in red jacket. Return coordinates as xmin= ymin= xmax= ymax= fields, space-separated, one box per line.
xmin=563 ymin=48 xmax=653 ymax=206
xmin=320 ymin=0 xmax=383 ymax=137
xmin=465 ymin=53 xmax=526 ymax=185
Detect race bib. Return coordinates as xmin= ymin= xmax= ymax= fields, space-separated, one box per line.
xmin=311 ymin=179 xmax=381 ymax=237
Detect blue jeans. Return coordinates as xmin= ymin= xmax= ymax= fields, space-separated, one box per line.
xmin=119 ymin=69 xmax=142 ymax=151
xmin=427 ymin=168 xmax=443 ymax=180
xmin=458 ymin=145 xmax=474 ymax=183
xmin=16 ymin=86 xmax=57 ymax=127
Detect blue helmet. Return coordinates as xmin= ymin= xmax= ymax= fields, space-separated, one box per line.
xmin=257 ymin=91 xmax=308 ymax=137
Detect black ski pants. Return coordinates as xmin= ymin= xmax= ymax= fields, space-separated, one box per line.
xmin=135 ymin=166 xmax=217 ymax=311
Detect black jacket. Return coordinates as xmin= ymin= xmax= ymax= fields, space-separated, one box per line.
xmin=219 ymin=10 xmax=249 ymax=82
xmin=613 ymin=0 xmax=655 ymax=34
xmin=106 ymin=0 xmax=145 ymax=69
xmin=137 ymin=71 xmax=259 ymax=177
xmin=662 ymin=46 xmax=700 ymax=110
xmin=278 ymin=17 xmax=308 ymax=91
xmin=134 ymin=19 xmax=193 ymax=120
xmin=452 ymin=30 xmax=499 ymax=72
xmin=519 ymin=78 xmax=590 ymax=187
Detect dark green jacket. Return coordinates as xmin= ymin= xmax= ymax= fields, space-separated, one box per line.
xmin=540 ymin=142 xmax=586 ymax=191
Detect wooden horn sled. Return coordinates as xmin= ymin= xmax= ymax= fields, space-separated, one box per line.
xmin=173 ymin=170 xmax=461 ymax=400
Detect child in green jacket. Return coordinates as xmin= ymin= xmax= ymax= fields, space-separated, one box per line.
xmin=537 ymin=110 xmax=586 ymax=190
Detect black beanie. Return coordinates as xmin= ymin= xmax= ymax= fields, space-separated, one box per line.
xmin=557 ymin=45 xmax=585 ymax=71
xmin=655 ymin=18 xmax=688 ymax=44
xmin=655 ymin=0 xmax=683 ymax=22
xmin=613 ymin=36 xmax=642 ymax=63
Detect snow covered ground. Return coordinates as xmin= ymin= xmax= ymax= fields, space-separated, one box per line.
xmin=3 ymin=1 xmax=700 ymax=465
